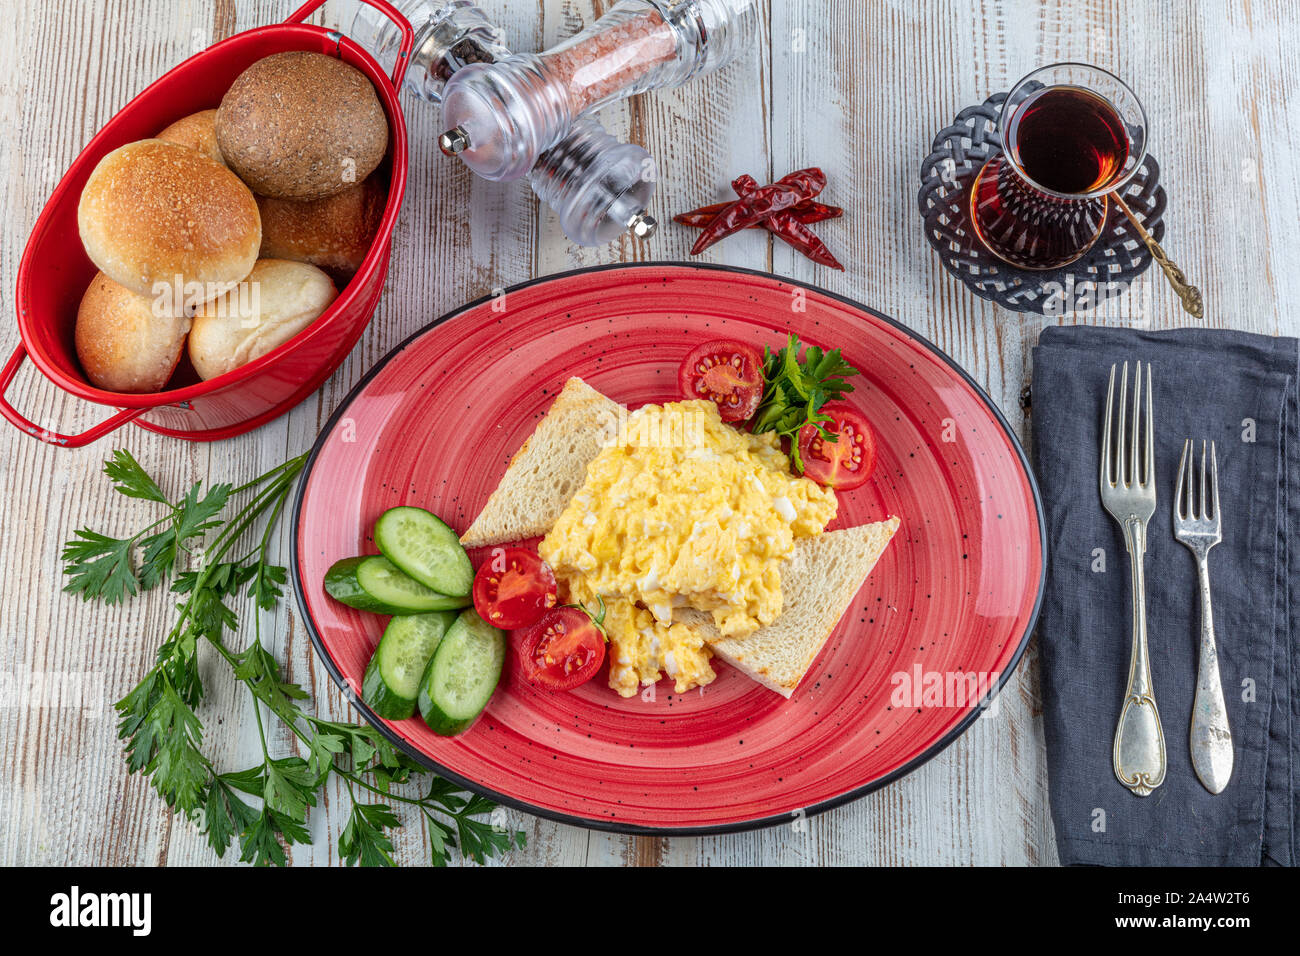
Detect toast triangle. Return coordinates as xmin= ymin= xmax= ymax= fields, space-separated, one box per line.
xmin=678 ymin=518 xmax=900 ymax=697
xmin=460 ymin=377 xmax=621 ymax=547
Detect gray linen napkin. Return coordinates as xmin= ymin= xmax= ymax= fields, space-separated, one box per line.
xmin=1031 ymin=325 xmax=1297 ymax=866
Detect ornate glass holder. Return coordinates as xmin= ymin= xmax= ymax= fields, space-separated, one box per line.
xmin=918 ymin=91 xmax=1168 ymax=315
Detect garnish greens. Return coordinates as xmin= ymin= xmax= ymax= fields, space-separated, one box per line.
xmin=749 ymin=334 xmax=858 ymax=472
xmin=62 ymin=450 xmax=526 ymax=867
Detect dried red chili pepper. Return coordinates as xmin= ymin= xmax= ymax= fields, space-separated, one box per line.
xmin=731 ymin=174 xmax=844 ymax=271
xmin=689 ymin=167 xmax=827 ymax=255
xmin=760 ymin=211 xmax=845 ymax=271
xmin=672 ymin=200 xmax=842 ymax=229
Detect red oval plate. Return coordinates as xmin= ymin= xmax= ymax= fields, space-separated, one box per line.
xmin=291 ymin=263 xmax=1045 ymax=834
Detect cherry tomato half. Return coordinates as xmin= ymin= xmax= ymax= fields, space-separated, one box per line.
xmin=472 ymin=547 xmax=558 ymax=630
xmin=517 ymin=607 xmax=606 ymax=692
xmin=678 ymin=339 xmax=766 ymax=423
xmin=797 ymin=404 xmax=877 ymax=490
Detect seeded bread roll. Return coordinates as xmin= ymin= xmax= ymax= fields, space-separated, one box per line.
xmin=216 ymin=51 xmax=388 ymax=201
xmin=188 ymin=258 xmax=338 ymax=380
xmin=75 ymin=271 xmax=191 ymax=393
xmin=155 ymin=109 xmax=225 ymax=166
xmin=257 ymin=173 xmax=387 ymax=278
xmin=77 ymin=139 xmax=260 ymax=303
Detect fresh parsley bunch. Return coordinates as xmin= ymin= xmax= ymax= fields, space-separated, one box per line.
xmin=749 ymin=334 xmax=858 ymax=472
xmin=62 ymin=450 xmax=526 ymax=867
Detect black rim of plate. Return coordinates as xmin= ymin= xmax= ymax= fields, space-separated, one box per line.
xmin=290 ymin=260 xmax=1048 ymax=838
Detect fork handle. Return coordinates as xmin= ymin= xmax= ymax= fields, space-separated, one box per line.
xmin=1190 ymin=556 xmax=1233 ymax=793
xmin=1113 ymin=518 xmax=1167 ymax=796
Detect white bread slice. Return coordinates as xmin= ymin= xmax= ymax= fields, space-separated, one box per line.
xmin=677 ymin=518 xmax=900 ymax=697
xmin=460 ymin=377 xmax=621 ymax=547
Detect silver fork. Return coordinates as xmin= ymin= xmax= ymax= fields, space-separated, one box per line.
xmin=1100 ymin=361 xmax=1166 ymax=796
xmin=1174 ymin=440 xmax=1234 ymax=794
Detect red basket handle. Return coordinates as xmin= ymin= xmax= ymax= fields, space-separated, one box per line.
xmin=286 ymin=0 xmax=415 ymax=92
xmin=0 ymin=344 xmax=147 ymax=448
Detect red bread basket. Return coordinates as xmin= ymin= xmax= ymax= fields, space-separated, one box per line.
xmin=0 ymin=0 xmax=412 ymax=447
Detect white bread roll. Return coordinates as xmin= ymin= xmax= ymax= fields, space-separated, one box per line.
xmin=155 ymin=109 xmax=225 ymax=166
xmin=257 ymin=173 xmax=387 ymax=278
xmin=75 ymin=272 xmax=191 ymax=393
xmin=77 ymin=139 xmax=260 ymax=303
xmin=188 ymin=258 xmax=338 ymax=380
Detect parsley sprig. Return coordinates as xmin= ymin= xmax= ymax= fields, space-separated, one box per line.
xmin=749 ymin=334 xmax=859 ymax=472
xmin=64 ymin=450 xmax=526 ymax=867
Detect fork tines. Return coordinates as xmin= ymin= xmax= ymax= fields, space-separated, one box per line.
xmin=1100 ymin=360 xmax=1155 ymax=495
xmin=1175 ymin=439 xmax=1220 ymax=527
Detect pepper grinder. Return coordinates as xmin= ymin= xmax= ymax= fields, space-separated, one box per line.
xmin=352 ymin=0 xmax=657 ymax=244
xmin=436 ymin=0 xmax=759 ymax=182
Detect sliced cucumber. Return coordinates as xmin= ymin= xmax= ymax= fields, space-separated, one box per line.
xmin=374 ymin=506 xmax=473 ymax=598
xmin=325 ymin=555 xmax=470 ymax=615
xmin=362 ymin=611 xmax=458 ymax=720
xmin=418 ymin=609 xmax=505 ymax=736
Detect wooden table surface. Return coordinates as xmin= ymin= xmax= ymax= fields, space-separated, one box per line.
xmin=2 ymin=0 xmax=1297 ymax=866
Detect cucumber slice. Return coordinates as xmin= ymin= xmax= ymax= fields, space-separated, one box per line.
xmin=418 ymin=609 xmax=505 ymax=736
xmin=374 ymin=506 xmax=473 ymax=598
xmin=362 ymin=611 xmax=458 ymax=720
xmin=325 ymin=555 xmax=470 ymax=614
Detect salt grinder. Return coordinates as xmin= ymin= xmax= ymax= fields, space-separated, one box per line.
xmin=352 ymin=0 xmax=657 ymax=244
xmin=436 ymin=0 xmax=759 ymax=182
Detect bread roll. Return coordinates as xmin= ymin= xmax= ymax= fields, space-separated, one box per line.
xmin=257 ymin=174 xmax=386 ymax=278
xmin=77 ymin=139 xmax=260 ymax=304
xmin=155 ymin=109 xmax=225 ymax=166
xmin=75 ymin=272 xmax=191 ymax=393
xmin=216 ymin=51 xmax=388 ymax=201
xmin=188 ymin=259 xmax=338 ymax=380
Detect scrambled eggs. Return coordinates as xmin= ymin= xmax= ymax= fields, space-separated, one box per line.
xmin=539 ymin=400 xmax=837 ymax=697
